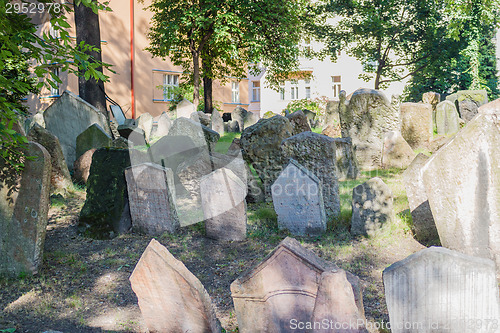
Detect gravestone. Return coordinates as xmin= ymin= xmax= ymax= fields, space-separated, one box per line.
xmin=458 ymin=99 xmax=478 ymax=123
xmin=75 ymin=123 xmax=113 ymax=160
xmin=191 ymin=111 xmax=212 ymax=128
xmin=383 ymin=247 xmax=500 ymax=333
xmin=285 ymin=110 xmax=311 ymax=135
xmin=125 ymin=163 xmax=179 ymax=235
xmin=446 ymin=89 xmax=488 ymax=107
xmin=231 ymin=237 xmax=364 ymax=333
xmin=226 ymin=120 xmax=240 ymax=133
xmin=78 ymin=148 xmax=137 ymax=238
xmin=332 ymin=137 xmax=358 ymax=180
xmin=231 ymin=106 xmax=248 ymax=131
xmin=421 ymin=103 xmax=500 ymax=274
xmin=302 ymin=109 xmax=317 ymax=127
xmin=402 ymin=153 xmax=438 ymax=244
xmin=136 ymin=112 xmax=154 ymax=142
xmin=240 ymin=115 xmax=293 ymax=200
xmin=27 ymin=123 xmax=72 ymax=192
xmin=435 ymin=101 xmax=459 ymax=135
xmin=272 ymin=159 xmax=326 ymax=236
xmin=0 ymin=142 xmax=51 ymax=277
xmin=351 ymin=177 xmax=393 ymax=237
xmin=200 ymin=168 xmax=247 ymax=241
xmin=323 ymin=100 xmax=340 ymax=128
xmin=381 ymin=131 xmax=415 ymax=169
xmin=211 ymin=110 xmax=224 ymax=135
xmin=339 ymin=88 xmax=400 ymax=170
xmin=321 ymin=123 xmax=341 ymax=138
xmin=262 ymin=111 xmax=278 ymax=119
xmin=42 ymin=91 xmax=111 ymax=170
xmin=112 ymin=137 xmax=130 ymax=148
xmin=130 ymin=239 xmax=222 ymax=333
xmin=117 ymin=124 xmax=145 ymax=146
xmin=73 ymin=148 xmax=96 ymax=184
xmin=243 ymin=111 xmax=259 ymax=129
xmin=152 ymin=112 xmax=172 ymax=138
xmin=110 ymin=105 xmax=127 ymax=125
xmin=422 ymin=91 xmax=440 ymax=106
xmin=31 ymin=112 xmax=45 ymax=129
xmin=176 ymin=99 xmax=195 ymax=119
xmin=400 ymin=102 xmax=433 ymax=148
xmin=168 ymin=117 xmax=219 ymax=153
xmin=149 ymin=135 xmax=202 ymax=173
xmin=281 ymin=131 xmax=340 ymax=221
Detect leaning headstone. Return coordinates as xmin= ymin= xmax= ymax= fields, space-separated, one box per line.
xmin=302 ymin=109 xmax=317 ymax=127
xmin=285 ymin=110 xmax=311 ymax=135
xmin=0 ymin=142 xmax=51 ymax=277
xmin=351 ymin=177 xmax=393 ymax=237
xmin=240 ymin=115 xmax=293 ymax=200
xmin=400 ymin=102 xmax=433 ymax=148
xmin=421 ymin=103 xmax=500 ymax=274
xmin=75 ymin=123 xmax=113 ymax=160
xmin=458 ymin=99 xmax=478 ymax=123
xmin=31 ymin=112 xmax=45 ymax=129
xmin=27 ymin=123 xmax=72 ymax=192
xmin=231 ymin=106 xmax=248 ymax=131
xmin=168 ymin=117 xmax=220 ymax=153
xmin=381 ymin=131 xmax=415 ymax=169
xmin=152 ymin=112 xmax=172 ymax=138
xmin=125 ymin=163 xmax=179 ymax=235
xmin=130 ymin=239 xmax=222 ymax=333
xmin=73 ymin=148 xmax=96 ymax=184
xmin=136 ymin=112 xmax=154 ymax=142
xmin=78 ymin=148 xmax=138 ymax=238
xmin=272 ymin=159 xmax=326 ymax=236
xmin=339 ymin=88 xmax=400 ymax=170
xmin=226 ymin=120 xmax=240 ymax=133
xmin=435 ymin=100 xmax=460 ymax=135
xmin=42 ymin=91 xmax=111 ymax=170
xmin=243 ymin=111 xmax=259 ymax=129
xmin=402 ymin=153 xmax=438 ymax=244
xmin=281 ymin=131 xmax=341 ymax=221
xmin=210 ymin=110 xmax=224 ymax=135
xmin=191 ymin=111 xmax=211 ymax=128
xmin=176 ymin=99 xmax=195 ymax=119
xmin=332 ymin=137 xmax=358 ymax=180
xmin=230 ymin=237 xmax=364 ymax=333
xmin=200 ymin=168 xmax=247 ymax=241
xmin=383 ymin=247 xmax=500 ymax=333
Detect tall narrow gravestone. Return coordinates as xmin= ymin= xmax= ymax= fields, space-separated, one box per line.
xmin=271 ymin=159 xmax=326 ymax=236
xmin=0 ymin=142 xmax=51 ymax=277
xmin=383 ymin=247 xmax=500 ymax=333
xmin=130 ymin=239 xmax=222 ymax=333
xmin=435 ymin=100 xmax=459 ymax=135
xmin=125 ymin=163 xmax=179 ymax=235
xmin=176 ymin=99 xmax=195 ymax=119
xmin=75 ymin=123 xmax=113 ymax=160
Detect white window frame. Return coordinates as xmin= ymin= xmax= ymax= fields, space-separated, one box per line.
xmin=232 ymin=81 xmax=240 ymax=103
xmin=290 ymin=80 xmax=298 ymax=100
xmin=331 ymin=75 xmax=342 ymax=99
xmin=163 ymin=74 xmax=179 ymax=101
xmin=251 ymin=81 xmax=260 ymax=102
xmin=279 ymin=82 xmax=285 ymax=100
xmin=305 ymin=86 xmax=311 ymax=100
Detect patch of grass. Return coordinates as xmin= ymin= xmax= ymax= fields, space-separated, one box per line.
xmin=311 ymin=127 xmax=322 ymax=134
xmin=215 ymin=132 xmax=241 ymax=154
xmin=413 ymin=147 xmax=432 ymax=156
xmin=50 ymin=194 xmax=66 ymax=208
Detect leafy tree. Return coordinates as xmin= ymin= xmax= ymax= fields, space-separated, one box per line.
xmin=312 ymin=0 xmax=447 ymax=90
xmin=0 ymin=0 xmax=111 ymax=172
xmin=145 ymin=0 xmax=309 ymax=112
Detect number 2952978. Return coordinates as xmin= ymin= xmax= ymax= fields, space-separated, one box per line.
xmin=6 ymin=2 xmax=62 ymax=14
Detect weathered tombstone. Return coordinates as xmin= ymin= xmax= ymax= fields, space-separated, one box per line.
xmin=332 ymin=137 xmax=358 ymax=180
xmin=42 ymin=91 xmax=111 ymax=170
xmin=27 ymin=123 xmax=72 ymax=192
xmin=262 ymin=111 xmax=278 ymax=119
xmin=117 ymin=124 xmax=145 ymax=145
xmin=125 ymin=163 xmax=179 ymax=235
xmin=285 ymin=110 xmax=311 ymax=135
xmin=422 ymin=91 xmax=440 ymax=106
xmin=78 ymin=148 xmax=138 ymax=238
xmin=168 ymin=117 xmax=220 ymax=153
xmin=112 ymin=137 xmax=130 ymax=148
xmin=110 ymin=105 xmax=127 ymax=126
xmin=226 ymin=120 xmax=240 ymax=133
xmin=231 ymin=237 xmax=364 ymax=333
xmin=226 ymin=138 xmax=241 ymax=157
xmin=458 ymin=99 xmax=478 ymax=123
xmin=191 ymin=111 xmax=212 ymax=128
xmin=75 ymin=123 xmax=113 ymax=160
xmin=130 ymin=239 xmax=222 ymax=333
xmin=435 ymin=100 xmax=460 ymax=135
xmin=421 ymin=103 xmax=500 ymax=274
xmin=31 ymin=112 xmax=45 ymax=129
xmin=149 ymin=135 xmax=201 ymax=173
xmin=381 ymin=131 xmax=416 ymax=169
xmin=302 ymin=109 xmax=317 ymax=128
xmin=339 ymin=88 xmax=400 ymax=170
xmin=0 ymin=142 xmax=51 ymax=277
xmin=351 ymin=177 xmax=393 ymax=237
xmin=321 ymin=123 xmax=341 ymax=138
xmin=446 ymin=89 xmax=488 ymax=107
xmin=210 ymin=109 xmax=224 ymax=135
xmin=176 ymin=98 xmax=195 ymax=119
xmin=281 ymin=131 xmax=341 ymax=221
xmin=152 ymin=112 xmax=172 ymax=138
xmin=240 ymin=115 xmax=293 ymax=200
xmin=311 ymin=270 xmax=368 ymax=333
xmin=400 ymin=102 xmax=433 ymax=148
xmin=73 ymin=148 xmax=96 ymax=184
xmin=243 ymin=111 xmax=259 ymax=129
xmin=231 ymin=106 xmax=248 ymax=131
xmin=136 ymin=112 xmax=154 ymax=142
xmin=323 ymin=100 xmax=340 ymax=128
xmin=200 ymin=168 xmax=247 ymax=241
xmin=272 ymin=159 xmax=326 ymax=236
xmin=383 ymin=247 xmax=500 ymax=333
xmin=402 ymin=153 xmax=438 ymax=244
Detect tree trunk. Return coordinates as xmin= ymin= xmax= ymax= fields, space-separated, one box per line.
xmin=192 ymin=53 xmax=200 ymax=110
xmin=74 ymin=1 xmax=107 ymax=118
xmin=203 ymin=76 xmax=213 ymax=113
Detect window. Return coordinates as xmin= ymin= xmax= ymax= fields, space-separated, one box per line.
xmin=304 ymin=79 xmax=311 ymax=99
xmin=232 ymin=81 xmax=240 ymax=103
xmin=50 ymin=67 xmax=60 ymax=96
xmin=163 ymin=74 xmax=179 ymax=100
xmin=49 ymin=22 xmax=59 ymax=39
xmin=290 ymin=80 xmax=298 ymax=100
xmin=279 ymin=82 xmax=285 ymax=100
xmin=331 ymin=75 xmax=342 ymax=98
xmin=252 ymin=81 xmax=260 ymax=102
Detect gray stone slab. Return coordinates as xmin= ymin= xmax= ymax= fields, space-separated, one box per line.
xmin=136 ymin=113 xmax=154 ymax=143
xmin=435 ymin=100 xmax=459 ymax=135
xmin=75 ymin=123 xmax=113 ymax=160
xmin=400 ymin=102 xmax=433 ymax=148
xmin=176 ymin=99 xmax=195 ymax=119
xmin=168 ymin=117 xmax=219 ymax=154
xmin=332 ymin=137 xmax=358 ymax=180
xmin=125 ymin=163 xmax=179 ymax=235
xmin=383 ymin=247 xmax=500 ymax=333
xmin=381 ymin=131 xmax=416 ymax=169
xmin=152 ymin=112 xmax=172 ymax=138
xmin=210 ymin=110 xmax=224 ymax=135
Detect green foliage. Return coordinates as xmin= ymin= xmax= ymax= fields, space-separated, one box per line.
xmin=0 ymin=0 xmax=112 ymax=173
xmin=284 ymin=96 xmax=328 ymax=121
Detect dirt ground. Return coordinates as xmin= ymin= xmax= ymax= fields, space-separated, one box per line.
xmin=0 ymin=183 xmax=425 ymax=333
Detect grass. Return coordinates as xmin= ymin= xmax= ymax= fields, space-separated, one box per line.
xmin=214 ymin=132 xmax=241 ymax=154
